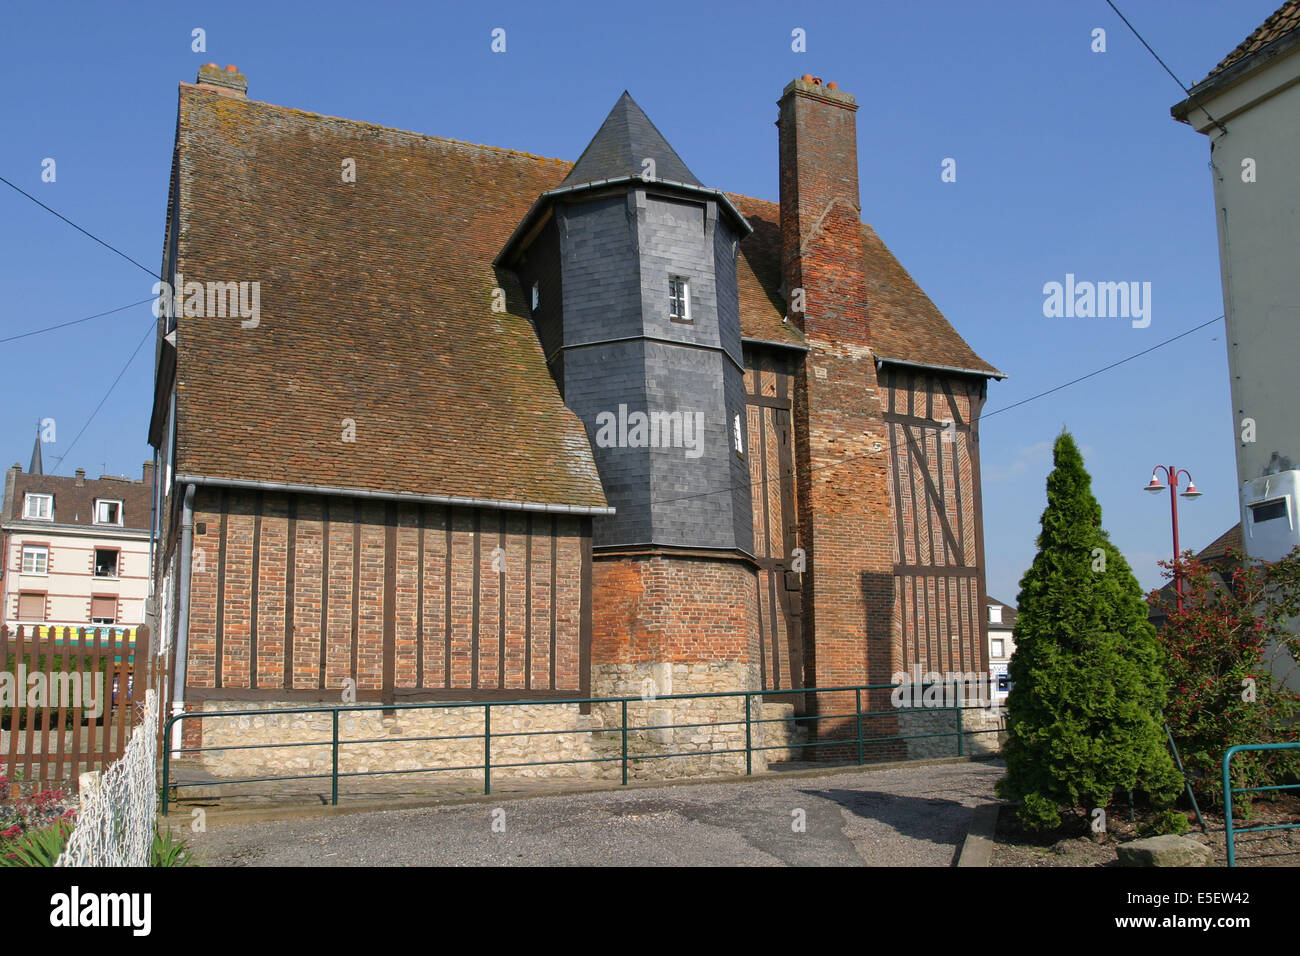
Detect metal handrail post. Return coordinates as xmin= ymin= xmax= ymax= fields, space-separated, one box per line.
xmin=161 ymin=714 xmax=174 ymax=815
xmin=955 ymin=683 xmax=964 ymax=757
xmin=621 ymin=699 xmax=628 ymax=786
xmin=484 ymin=704 xmax=491 ymax=796
xmin=745 ymin=693 xmax=752 ymax=776
xmin=856 ymin=689 xmax=863 ymax=765
xmin=331 ymin=710 xmax=339 ymax=807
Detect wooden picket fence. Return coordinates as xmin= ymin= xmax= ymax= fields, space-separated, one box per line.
xmin=0 ymin=624 xmax=152 ymax=790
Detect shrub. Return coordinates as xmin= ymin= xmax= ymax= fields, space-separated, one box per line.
xmin=1152 ymin=548 xmax=1300 ymax=808
xmin=996 ymin=431 xmax=1182 ymax=829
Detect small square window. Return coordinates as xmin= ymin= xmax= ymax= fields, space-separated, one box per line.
xmin=91 ymin=596 xmax=116 ymax=624
xmin=18 ymin=593 xmax=45 ymax=621
xmin=22 ymin=546 xmax=48 ymax=575
xmin=95 ymin=499 xmax=123 ymax=526
xmin=1250 ymin=499 xmax=1289 ymax=525
xmin=94 ymin=549 xmax=119 ymax=578
xmin=23 ymin=494 xmax=52 ymax=520
xmin=669 ymin=276 xmax=691 ymax=323
xmin=991 ymin=639 xmax=1005 ymax=659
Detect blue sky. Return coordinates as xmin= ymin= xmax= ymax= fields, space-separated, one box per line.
xmin=0 ymin=0 xmax=1278 ymax=603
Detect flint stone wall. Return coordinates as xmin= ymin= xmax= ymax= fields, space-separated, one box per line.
xmin=189 ymin=662 xmax=807 ymax=782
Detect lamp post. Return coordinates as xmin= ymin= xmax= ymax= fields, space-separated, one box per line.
xmin=1143 ymin=465 xmax=1202 ymax=612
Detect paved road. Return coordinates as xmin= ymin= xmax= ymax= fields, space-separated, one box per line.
xmin=185 ymin=760 xmax=1002 ymax=866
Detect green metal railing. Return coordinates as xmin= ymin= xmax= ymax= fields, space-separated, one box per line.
xmin=1222 ymin=742 xmax=1300 ymax=867
xmin=160 ymin=681 xmax=1007 ymax=813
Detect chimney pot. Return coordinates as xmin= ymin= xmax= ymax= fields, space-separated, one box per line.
xmin=225 ymin=64 xmax=238 ymax=72
xmin=827 ymin=81 xmax=838 ymax=90
xmin=801 ymin=73 xmax=813 ymax=83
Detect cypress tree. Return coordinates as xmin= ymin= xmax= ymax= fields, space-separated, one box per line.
xmin=996 ymin=430 xmax=1181 ymax=830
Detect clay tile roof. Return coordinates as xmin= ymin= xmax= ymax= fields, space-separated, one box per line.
xmin=1207 ymin=0 xmax=1300 ymax=79
xmin=726 ymin=194 xmax=805 ymax=348
xmin=167 ymin=84 xmax=996 ymax=503
xmin=171 ymin=86 xmax=607 ymax=508
xmin=860 ymin=224 xmax=1001 ymax=376
xmin=1197 ymin=522 xmax=1243 ymax=560
xmin=560 ymin=92 xmax=702 ymax=188
xmin=5 ymin=470 xmax=151 ymax=531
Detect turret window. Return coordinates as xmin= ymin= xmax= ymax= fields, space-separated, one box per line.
xmin=669 ymin=276 xmax=691 ymax=323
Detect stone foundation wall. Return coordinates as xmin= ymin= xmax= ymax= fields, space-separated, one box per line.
xmin=189 ymin=661 xmax=808 ymax=782
xmin=896 ymin=705 xmax=1005 ymax=759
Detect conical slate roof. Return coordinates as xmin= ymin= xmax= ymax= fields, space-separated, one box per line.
xmin=559 ymin=92 xmax=702 ymax=188
xmin=29 ymin=426 xmax=43 ymax=476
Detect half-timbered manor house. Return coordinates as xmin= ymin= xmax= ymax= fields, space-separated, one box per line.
xmin=148 ymin=65 xmax=1003 ymax=769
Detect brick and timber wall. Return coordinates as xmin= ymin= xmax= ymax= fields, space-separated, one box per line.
xmin=778 ymin=78 xmax=900 ymax=757
xmin=179 ymin=488 xmax=593 ymax=772
xmin=743 ymin=347 xmax=806 ymax=701
xmin=881 ymin=367 xmax=990 ymax=683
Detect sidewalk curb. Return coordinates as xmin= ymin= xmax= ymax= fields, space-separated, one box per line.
xmin=956 ymin=802 xmax=1002 ymax=867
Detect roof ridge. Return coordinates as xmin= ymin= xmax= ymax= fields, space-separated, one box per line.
xmin=180 ymin=82 xmax=574 ymax=167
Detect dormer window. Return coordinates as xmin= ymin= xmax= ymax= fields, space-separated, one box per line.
xmin=95 ymin=499 xmax=123 ymax=526
xmin=23 ymin=493 xmax=52 ymax=520
xmin=669 ymin=276 xmax=691 ymax=323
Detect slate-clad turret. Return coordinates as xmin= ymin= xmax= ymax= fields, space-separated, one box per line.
xmin=501 ymin=92 xmax=754 ymax=556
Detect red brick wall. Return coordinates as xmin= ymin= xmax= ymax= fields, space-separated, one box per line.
xmin=183 ymin=489 xmax=587 ymax=699
xmin=778 ymin=80 xmax=900 ymax=748
xmin=780 ymin=80 xmax=904 ymax=754
xmin=590 ymin=554 xmax=759 ymax=667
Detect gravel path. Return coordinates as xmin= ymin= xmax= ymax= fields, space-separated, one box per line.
xmin=185 ymin=760 xmax=1002 ymax=866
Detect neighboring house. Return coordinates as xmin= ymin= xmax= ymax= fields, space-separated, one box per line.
xmin=1171 ymin=1 xmax=1300 ymax=546
xmin=1147 ymin=523 xmax=1241 ymax=632
xmin=149 ymin=66 xmax=1002 ymax=752
xmin=986 ymin=598 xmax=1017 ymax=699
xmin=1172 ymin=2 xmax=1300 ymax=692
xmin=1 ymin=441 xmax=152 ymax=633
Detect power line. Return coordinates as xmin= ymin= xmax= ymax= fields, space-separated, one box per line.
xmin=30 ymin=316 xmax=156 ymax=483
xmin=1102 ymin=0 xmax=1227 ymax=132
xmin=0 ymin=174 xmax=157 ymax=278
xmin=55 ymin=317 xmax=156 ymax=473
xmin=0 ymin=297 xmax=156 ymax=344
xmin=649 ymin=312 xmax=1224 ymax=507
xmin=981 ymin=314 xmax=1223 ymax=420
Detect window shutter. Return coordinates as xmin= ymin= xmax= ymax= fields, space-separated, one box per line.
xmin=18 ymin=593 xmax=44 ymax=621
xmin=91 ymin=596 xmax=117 ymax=621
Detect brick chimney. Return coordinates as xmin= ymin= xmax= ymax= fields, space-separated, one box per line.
xmin=75 ymin=468 xmax=85 ymax=487
xmin=196 ymin=63 xmax=248 ymax=99
xmin=777 ymin=77 xmax=898 ymax=735
xmin=141 ymin=461 xmax=154 ymax=486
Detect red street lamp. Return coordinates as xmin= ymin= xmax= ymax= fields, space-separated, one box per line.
xmin=1144 ymin=465 xmax=1202 ymax=612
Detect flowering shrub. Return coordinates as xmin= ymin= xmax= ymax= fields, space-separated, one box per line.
xmin=0 ymin=772 xmax=78 ymax=861
xmin=1151 ymin=548 xmax=1300 ymax=808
